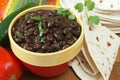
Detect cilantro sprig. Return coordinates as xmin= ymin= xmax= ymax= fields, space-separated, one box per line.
xmin=74 ymin=3 xmax=83 ymax=12
xmin=25 ymin=14 xmax=30 ymax=20
xmin=74 ymin=0 xmax=100 ymax=25
xmin=40 ymin=37 xmax=46 ymax=43
xmin=17 ymin=33 xmax=24 ymax=39
xmin=89 ymin=16 xmax=100 ymax=25
xmin=30 ymin=16 xmax=43 ymax=21
xmin=30 ymin=15 xmax=46 ymax=43
xmin=57 ymin=8 xmax=76 ymax=20
xmin=84 ymin=0 xmax=95 ymax=11
xmin=38 ymin=21 xmax=46 ymax=37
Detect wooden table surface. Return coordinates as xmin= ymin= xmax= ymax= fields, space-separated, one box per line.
xmin=20 ymin=47 xmax=120 ymax=80
xmin=20 ymin=34 xmax=120 ymax=80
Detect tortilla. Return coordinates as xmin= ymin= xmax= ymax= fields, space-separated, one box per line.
xmin=71 ymin=9 xmax=120 ymax=80
xmin=92 ymin=0 xmax=120 ymax=11
xmin=60 ymin=0 xmax=120 ymax=33
xmin=71 ymin=54 xmax=103 ymax=80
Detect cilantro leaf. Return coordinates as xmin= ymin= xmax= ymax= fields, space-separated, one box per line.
xmin=57 ymin=8 xmax=63 ymax=16
xmin=40 ymin=37 xmax=46 ymax=43
xmin=38 ymin=21 xmax=45 ymax=37
xmin=30 ymin=16 xmax=43 ymax=21
xmin=57 ymin=8 xmax=76 ymax=20
xmin=17 ymin=33 xmax=24 ymax=38
xmin=74 ymin=3 xmax=83 ymax=12
xmin=57 ymin=8 xmax=70 ymax=16
xmin=89 ymin=16 xmax=100 ymax=25
xmin=68 ymin=15 xmax=76 ymax=20
xmin=38 ymin=21 xmax=46 ymax=43
xmin=85 ymin=0 xmax=95 ymax=11
xmin=25 ymin=14 xmax=29 ymax=20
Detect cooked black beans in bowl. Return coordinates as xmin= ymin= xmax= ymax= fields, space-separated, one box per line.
xmin=12 ymin=8 xmax=81 ymax=53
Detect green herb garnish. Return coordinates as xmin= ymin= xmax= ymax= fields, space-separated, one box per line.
xmin=57 ymin=8 xmax=76 ymax=20
xmin=38 ymin=21 xmax=45 ymax=37
xmin=74 ymin=3 xmax=83 ymax=12
xmin=27 ymin=14 xmax=46 ymax=43
xmin=25 ymin=14 xmax=30 ymax=20
xmin=68 ymin=15 xmax=76 ymax=20
xmin=17 ymin=33 xmax=24 ymax=38
xmin=89 ymin=16 xmax=100 ymax=25
xmin=30 ymin=16 xmax=46 ymax=43
xmin=40 ymin=37 xmax=46 ymax=43
xmin=30 ymin=16 xmax=43 ymax=21
xmin=57 ymin=8 xmax=70 ymax=16
xmin=74 ymin=0 xmax=100 ymax=25
xmin=84 ymin=0 xmax=95 ymax=11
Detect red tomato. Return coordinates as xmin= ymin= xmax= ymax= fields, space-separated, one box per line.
xmin=0 ymin=46 xmax=22 ymax=80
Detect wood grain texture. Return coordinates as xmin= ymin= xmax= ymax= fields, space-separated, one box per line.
xmin=110 ymin=47 xmax=120 ymax=80
xmin=20 ymin=68 xmax=79 ymax=80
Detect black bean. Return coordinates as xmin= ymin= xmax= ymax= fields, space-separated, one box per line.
xmin=33 ymin=43 xmax=41 ymax=50
xmin=24 ymin=24 xmax=32 ymax=30
xmin=44 ymin=28 xmax=49 ymax=34
xmin=20 ymin=27 xmax=24 ymax=32
xmin=66 ymin=33 xmax=72 ymax=39
xmin=34 ymin=29 xmax=39 ymax=35
xmin=67 ymin=40 xmax=74 ymax=45
xmin=78 ymin=27 xmax=81 ymax=31
xmin=12 ymin=10 xmax=81 ymax=53
xmin=59 ymin=41 xmax=66 ymax=46
xmin=63 ymin=28 xmax=69 ymax=35
xmin=34 ymin=35 xmax=40 ymax=44
xmin=52 ymin=43 xmax=60 ymax=50
xmin=26 ymin=19 xmax=34 ymax=24
xmin=29 ymin=11 xmax=37 ymax=16
xmin=47 ymin=20 xmax=54 ymax=27
xmin=48 ymin=11 xmax=55 ymax=17
xmin=73 ymin=36 xmax=77 ymax=41
xmin=72 ymin=29 xmax=80 ymax=37
xmin=18 ymin=17 xmax=24 ymax=24
xmin=42 ymin=44 xmax=52 ymax=52
xmin=68 ymin=27 xmax=72 ymax=31
xmin=54 ymin=32 xmax=61 ymax=41
xmin=28 ymin=27 xmax=34 ymax=32
xmin=62 ymin=44 xmax=69 ymax=49
xmin=14 ymin=38 xmax=23 ymax=43
xmin=27 ymin=47 xmax=33 ymax=51
xmin=15 ymin=31 xmax=20 ymax=35
xmin=54 ymin=21 xmax=62 ymax=27
xmin=37 ymin=49 xmax=45 ymax=53
xmin=47 ymin=33 xmax=54 ymax=42
xmin=69 ymin=21 xmax=78 ymax=28
xmin=12 ymin=27 xmax=16 ymax=32
xmin=25 ymin=36 xmax=31 ymax=43
xmin=43 ymin=19 xmax=48 ymax=25
xmin=23 ymin=43 xmax=29 ymax=50
xmin=26 ymin=31 xmax=33 ymax=36
xmin=53 ymin=40 xmax=57 ymax=44
xmin=15 ymin=27 xmax=21 ymax=32
xmin=20 ymin=43 xmax=24 ymax=47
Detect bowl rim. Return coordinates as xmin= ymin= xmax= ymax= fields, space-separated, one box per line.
xmin=9 ymin=5 xmax=84 ymax=56
xmin=8 ymin=5 xmax=84 ymax=66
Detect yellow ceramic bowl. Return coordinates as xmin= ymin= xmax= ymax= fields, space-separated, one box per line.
xmin=8 ymin=5 xmax=84 ymax=77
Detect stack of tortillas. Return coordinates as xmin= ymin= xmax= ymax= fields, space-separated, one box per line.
xmin=71 ymin=9 xmax=120 ymax=80
xmin=60 ymin=0 xmax=120 ymax=80
xmin=60 ymin=0 xmax=120 ymax=33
